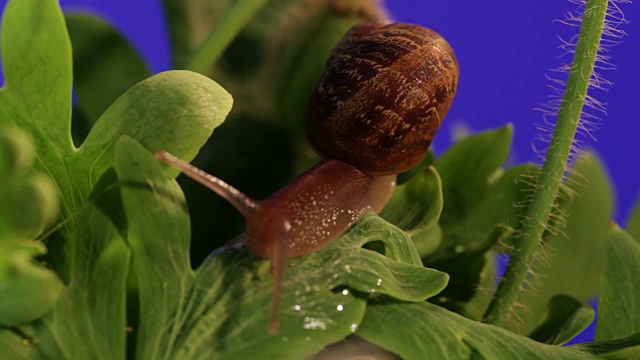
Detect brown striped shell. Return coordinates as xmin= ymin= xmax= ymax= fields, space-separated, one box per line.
xmin=306 ymin=22 xmax=459 ymax=175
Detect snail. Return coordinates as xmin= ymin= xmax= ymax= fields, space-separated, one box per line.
xmin=155 ymin=22 xmax=459 ymax=333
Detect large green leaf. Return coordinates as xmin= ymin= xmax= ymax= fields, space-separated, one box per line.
xmin=515 ymin=152 xmax=613 ymax=335
xmin=32 ymin=173 xmax=131 ymax=359
xmin=596 ymin=224 xmax=640 ymax=341
xmin=114 ymin=136 xmax=448 ymax=359
xmin=357 ymin=301 xmax=590 ymax=360
xmin=0 ymin=0 xmax=233 ymax=220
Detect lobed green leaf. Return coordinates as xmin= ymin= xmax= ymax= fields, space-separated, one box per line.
xmin=357 ymin=301 xmax=591 ymax=360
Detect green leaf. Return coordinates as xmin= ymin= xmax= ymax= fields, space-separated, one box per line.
xmin=529 ymin=295 xmax=595 ymax=345
xmin=34 ymin=173 xmax=130 ymax=359
xmin=357 ymin=301 xmax=591 ymax=360
xmin=66 ymin=13 xmax=150 ymax=126
xmin=0 ymin=329 xmax=37 ymax=359
xmin=0 ymin=0 xmax=73 ymax=153
xmin=428 ymin=163 xmax=536 ymax=264
xmin=78 ymin=70 xmax=232 ymax=184
xmin=515 ymin=152 xmax=613 ymax=335
xmin=569 ymin=332 xmax=640 ymax=359
xmin=626 ymin=197 xmax=640 ymax=243
xmin=428 ymin=126 xmax=527 ymax=264
xmin=596 ymin=224 xmax=640 ymax=341
xmin=436 ymin=125 xmax=512 ymax=210
xmin=0 ymin=0 xmax=233 ymax=221
xmin=380 ymin=166 xmax=443 ymax=258
xmin=114 ymin=136 xmax=447 ymax=359
xmin=430 ymin=252 xmax=492 ymax=320
xmin=0 ymin=0 xmax=233 ymax=356
xmin=457 ymin=251 xmax=496 ymax=320
xmin=397 ymin=151 xmax=436 ymax=185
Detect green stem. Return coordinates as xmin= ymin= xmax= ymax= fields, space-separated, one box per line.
xmin=482 ymin=0 xmax=608 ymax=327
xmin=185 ymin=0 xmax=268 ymax=74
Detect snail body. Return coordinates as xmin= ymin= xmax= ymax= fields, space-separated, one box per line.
xmin=156 ymin=22 xmax=458 ymax=333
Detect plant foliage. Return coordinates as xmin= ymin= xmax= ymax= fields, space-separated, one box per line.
xmin=0 ymin=0 xmax=637 ymax=359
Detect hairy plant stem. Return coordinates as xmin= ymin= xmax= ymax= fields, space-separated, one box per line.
xmin=483 ymin=0 xmax=609 ymax=327
xmin=186 ymin=0 xmax=268 ymax=74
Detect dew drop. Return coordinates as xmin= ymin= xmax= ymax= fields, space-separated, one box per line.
xmin=342 ymin=289 xmax=349 ymax=296
xmin=376 ymin=278 xmax=383 ymax=286
xmin=350 ymin=323 xmax=358 ymax=333
xmin=303 ymin=317 xmax=328 ymax=330
xmin=294 ymin=305 xmax=301 ymax=311
xmin=337 ymin=304 xmax=344 ymax=311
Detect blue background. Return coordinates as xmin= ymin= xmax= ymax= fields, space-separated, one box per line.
xmin=1 ymin=0 xmax=638 ymax=345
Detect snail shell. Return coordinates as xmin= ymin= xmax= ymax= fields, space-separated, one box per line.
xmin=306 ymin=22 xmax=459 ymax=176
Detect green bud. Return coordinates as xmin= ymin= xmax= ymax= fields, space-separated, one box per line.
xmin=0 ymin=128 xmax=35 ymax=176
xmin=0 ymin=241 xmax=63 ymax=325
xmin=0 ymin=175 xmax=60 ymax=241
xmin=0 ymin=129 xmax=59 ymax=241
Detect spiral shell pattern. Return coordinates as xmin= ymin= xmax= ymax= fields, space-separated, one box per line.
xmin=306 ymin=22 xmax=459 ymax=175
